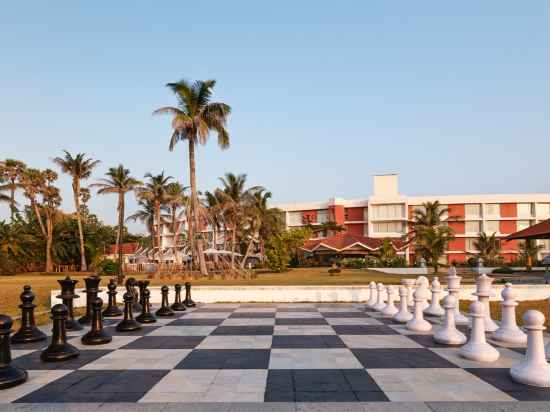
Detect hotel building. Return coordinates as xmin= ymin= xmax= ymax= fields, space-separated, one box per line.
xmin=276 ymin=175 xmax=550 ymax=264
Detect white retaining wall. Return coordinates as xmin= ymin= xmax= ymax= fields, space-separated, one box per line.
xmin=50 ymin=284 xmax=550 ymax=307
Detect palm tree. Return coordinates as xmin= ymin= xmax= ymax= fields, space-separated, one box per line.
xmin=0 ymin=159 xmax=26 ymax=221
xmin=373 ymin=238 xmax=398 ymax=267
xmin=413 ymin=226 xmax=454 ymax=273
xmin=153 ymin=79 xmax=231 ymax=275
xmin=19 ymin=168 xmax=47 ymax=238
xmin=165 ymin=182 xmax=189 ymax=264
xmin=92 ymin=165 xmax=142 ymax=280
xmin=39 ymin=169 xmax=62 ymax=272
xmin=137 ymin=172 xmax=173 ymax=262
xmin=410 ymin=201 xmax=449 ymax=235
xmin=127 ymin=199 xmax=157 ymax=240
xmin=473 ymin=232 xmax=502 ymax=265
xmin=53 ymin=151 xmax=100 ymax=271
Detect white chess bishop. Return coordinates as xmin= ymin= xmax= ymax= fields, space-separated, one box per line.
xmin=406 ymin=282 xmax=432 ymax=332
xmin=424 ymin=276 xmax=445 ymax=317
xmin=510 ymin=310 xmax=550 ymax=387
xmin=459 ymin=301 xmax=500 ymax=362
xmin=366 ymin=281 xmax=377 ymax=308
xmin=472 ymin=274 xmax=499 ymax=332
xmin=381 ymin=285 xmax=399 ymax=317
xmin=394 ymin=285 xmax=413 ymax=323
xmin=373 ymin=283 xmax=386 ymax=311
xmin=433 ymin=294 xmax=467 ymax=345
xmin=492 ymin=283 xmax=527 ymax=345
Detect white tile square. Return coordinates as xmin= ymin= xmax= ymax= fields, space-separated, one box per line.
xmin=148 ymin=325 xmax=216 ymax=336
xmin=67 ymin=335 xmax=140 ymax=350
xmin=274 ymin=325 xmax=336 ymax=335
xmin=80 ymin=349 xmax=190 ymax=370
xmin=340 ymin=335 xmax=423 ymax=349
xmin=429 ymin=347 xmax=524 ymax=369
xmin=197 ymin=335 xmax=272 ymax=349
xmin=269 ymin=348 xmax=362 ymax=369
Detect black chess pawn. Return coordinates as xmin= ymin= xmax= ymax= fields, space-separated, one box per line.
xmin=125 ymin=278 xmax=141 ymax=313
xmin=102 ymin=279 xmax=123 ymax=317
xmin=137 ymin=280 xmax=151 ymax=310
xmin=171 ymin=284 xmax=187 ymax=312
xmin=136 ymin=289 xmax=156 ymax=324
xmin=10 ymin=285 xmax=47 ymax=343
xmin=155 ymin=286 xmax=175 ymax=317
xmin=57 ymin=276 xmax=83 ymax=331
xmin=78 ymin=276 xmax=102 ymax=325
xmin=41 ymin=304 xmax=79 ymax=362
xmin=183 ymin=282 xmax=196 ymax=307
xmin=0 ymin=314 xmax=28 ymax=389
xmin=82 ymin=298 xmax=112 ymax=345
xmin=115 ymin=292 xmax=142 ymax=332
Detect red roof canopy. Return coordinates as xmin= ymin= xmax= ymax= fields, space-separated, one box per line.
xmin=505 ymin=218 xmax=550 ymax=240
xmin=107 ymin=242 xmax=140 ymax=255
xmin=302 ymin=232 xmax=405 ymax=253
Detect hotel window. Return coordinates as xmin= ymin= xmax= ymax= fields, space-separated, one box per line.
xmin=372 ymin=221 xmax=404 ymax=233
xmin=536 ymin=203 xmax=550 ymax=218
xmin=287 ymin=211 xmax=302 ymax=226
xmin=484 ymin=204 xmax=500 ymax=218
xmin=484 ymin=220 xmax=499 ymax=234
xmin=466 ymin=238 xmax=479 ymax=251
xmin=517 ymin=203 xmax=534 ymax=218
xmin=372 ymin=204 xmax=405 ymax=220
xmin=517 ymin=220 xmax=532 ymax=231
xmin=465 ymin=221 xmax=481 ymax=234
xmin=465 ymin=204 xmax=481 ymax=218
xmin=317 ymin=209 xmax=329 ymax=223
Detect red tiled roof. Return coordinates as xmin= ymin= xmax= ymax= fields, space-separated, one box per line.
xmin=302 ymin=233 xmax=405 ymax=252
xmin=506 ymin=218 xmax=550 ymax=240
xmin=107 ymin=242 xmax=140 ymax=255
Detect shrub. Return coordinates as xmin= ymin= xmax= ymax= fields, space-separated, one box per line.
xmin=341 ymin=258 xmax=366 ymax=269
xmin=492 ymin=267 xmax=515 ymax=275
xmin=97 ymin=259 xmax=119 ymax=276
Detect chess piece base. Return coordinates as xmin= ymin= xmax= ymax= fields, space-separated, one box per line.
xmin=155 ymin=308 xmax=175 ymax=317
xmin=393 ymin=311 xmax=413 ymax=323
xmin=406 ymin=319 xmax=432 ymax=332
xmin=510 ymin=362 xmax=550 ymax=387
xmin=0 ymin=365 xmax=27 ymax=390
xmin=10 ymin=326 xmax=47 ymax=344
xmin=183 ymin=300 xmax=196 ymax=308
xmin=492 ymin=328 xmax=527 ymax=345
xmin=171 ymin=303 xmax=187 ymax=311
xmin=136 ymin=313 xmax=156 ymax=324
xmin=459 ymin=342 xmax=500 ymax=362
xmin=433 ymin=328 xmax=467 ymax=345
xmin=103 ymin=307 xmax=123 ymax=317
xmin=372 ymin=303 xmax=385 ymax=312
xmin=82 ymin=330 xmax=112 ymax=345
xmin=41 ymin=343 xmax=79 ymax=362
xmin=116 ymin=319 xmax=141 ymax=332
xmin=424 ymin=306 xmax=445 ymax=317
xmin=381 ymin=307 xmax=398 ymax=317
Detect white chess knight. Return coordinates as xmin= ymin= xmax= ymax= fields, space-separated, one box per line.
xmin=406 ymin=282 xmax=432 ymax=332
xmin=459 ymin=301 xmax=500 ymax=362
xmin=433 ymin=294 xmax=467 ymax=345
xmin=510 ymin=310 xmax=550 ymax=387
xmin=424 ymin=276 xmax=445 ymax=317
xmin=492 ymin=283 xmax=527 ymax=345
xmin=446 ymin=266 xmax=469 ymax=324
xmin=394 ymin=285 xmax=413 ymax=323
xmin=381 ymin=285 xmax=399 ymax=317
xmin=373 ymin=283 xmax=386 ymax=311
xmin=366 ymin=282 xmax=377 ymax=308
xmin=472 ymin=274 xmax=499 ymax=332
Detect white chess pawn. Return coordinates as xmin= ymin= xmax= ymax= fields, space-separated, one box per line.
xmin=459 ymin=301 xmax=500 ymax=362
xmin=406 ymin=284 xmax=432 ymax=332
xmin=510 ymin=310 xmax=550 ymax=387
xmin=424 ymin=277 xmax=445 ymax=317
xmin=373 ymin=283 xmax=386 ymax=311
xmin=433 ymin=294 xmax=467 ymax=345
xmin=381 ymin=286 xmax=399 ymax=317
xmin=401 ymin=279 xmax=415 ymax=307
xmin=492 ymin=283 xmax=527 ymax=345
xmin=366 ymin=281 xmax=377 ymax=308
xmin=416 ymin=276 xmax=430 ymax=310
xmin=446 ymin=267 xmax=469 ymax=324
xmin=546 ymin=296 xmax=550 ymax=360
xmin=394 ymin=285 xmax=413 ymax=323
xmin=473 ymin=274 xmax=498 ymax=332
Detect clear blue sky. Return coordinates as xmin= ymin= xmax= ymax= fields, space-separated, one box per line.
xmin=1 ymin=1 xmax=549 ymax=233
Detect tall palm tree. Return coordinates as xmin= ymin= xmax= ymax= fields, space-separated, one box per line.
xmin=153 ymin=79 xmax=231 ymax=275
xmin=39 ymin=169 xmax=62 ymax=272
xmin=19 ymin=168 xmax=47 ymax=238
xmin=92 ymin=165 xmax=142 ymax=280
xmin=53 ymin=151 xmax=100 ymax=271
xmin=0 ymin=159 xmax=26 ymax=221
xmin=138 ymin=172 xmax=173 ymax=262
xmin=413 ymin=226 xmax=454 ymax=273
xmin=165 ymin=182 xmax=189 ymax=264
xmin=240 ymin=188 xmax=272 ymax=268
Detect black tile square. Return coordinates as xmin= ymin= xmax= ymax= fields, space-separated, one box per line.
xmin=190 ymin=308 xmax=235 ymax=313
xmin=15 ymin=370 xmax=168 ymax=403
xmin=272 ymin=335 xmax=345 ymax=348
xmin=332 ymin=325 xmax=399 ymax=335
xmin=374 ymin=317 xmax=402 ymax=325
xmin=321 ymin=312 xmax=369 ymax=318
xmin=465 ymin=368 xmax=550 ymax=401
xmin=229 ymin=312 xmax=275 ymax=318
xmin=121 ymin=336 xmax=205 ymax=349
xmin=406 ymin=334 xmax=463 ymax=348
xmin=276 ymin=307 xmax=319 ymax=313
xmin=11 ymin=339 xmax=50 ymax=351
xmin=211 ymin=326 xmax=273 ymax=335
xmin=167 ymin=318 xmax=224 ymax=326
xmin=295 ymin=391 xmax=358 ymax=402
xmin=12 ymin=349 xmax=111 ymax=371
xmin=104 ymin=325 xmax=161 ymax=336
xmin=176 ymin=349 xmax=270 ymax=369
xmin=352 ymin=348 xmax=458 ymax=368
xmin=275 ymin=318 xmax=328 ymax=325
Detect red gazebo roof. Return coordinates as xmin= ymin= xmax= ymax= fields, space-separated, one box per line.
xmin=302 ymin=232 xmax=405 ymax=253
xmin=505 ymin=218 xmax=550 ymax=240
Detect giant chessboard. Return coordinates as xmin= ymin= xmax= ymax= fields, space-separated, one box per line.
xmin=3 ymin=303 xmax=550 ymax=409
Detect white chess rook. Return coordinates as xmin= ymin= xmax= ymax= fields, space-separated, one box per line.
xmin=473 ymin=274 xmax=498 ymax=332
xmin=459 ymin=301 xmax=500 ymax=362
xmin=492 ymin=283 xmax=527 ymax=345
xmin=424 ymin=276 xmax=445 ymax=317
xmin=433 ymin=294 xmax=466 ymax=345
xmin=381 ymin=285 xmax=399 ymax=317
xmin=366 ymin=282 xmax=377 ymax=308
xmin=406 ymin=283 xmax=432 ymax=332
xmin=446 ymin=267 xmax=469 ymax=324
xmin=373 ymin=283 xmax=386 ymax=311
xmin=394 ymin=285 xmax=413 ymax=323
xmin=510 ymin=310 xmax=550 ymax=387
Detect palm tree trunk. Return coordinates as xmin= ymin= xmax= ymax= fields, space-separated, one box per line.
xmin=172 ymin=207 xmax=181 ymax=264
xmin=31 ymin=199 xmax=47 ymax=238
xmin=241 ymin=236 xmax=255 ymax=269
xmin=117 ymin=194 xmax=125 ymax=282
xmin=188 ymin=139 xmax=208 ymax=275
xmin=73 ymin=181 xmax=87 ymax=271
xmin=9 ymin=181 xmax=16 ymax=222
xmin=231 ymin=226 xmax=236 ymax=269
xmin=45 ymin=213 xmax=53 ymax=272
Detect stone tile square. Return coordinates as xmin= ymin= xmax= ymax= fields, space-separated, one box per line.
xmin=183 ymin=312 xmax=233 ymax=319
xmin=234 ymin=307 xmax=277 ymax=313
xmin=229 ymin=312 xmax=276 ymax=319
xmin=275 ymin=312 xmax=322 ymax=319
xmin=80 ymin=349 xmax=191 ymax=370
xmin=269 ymin=349 xmax=363 ymax=369
xmin=320 ymin=312 xmax=369 ymax=318
xmin=66 ymin=335 xmax=140 ymax=350
xmin=142 ymin=369 xmax=267 ymax=403
xmin=0 ymin=370 xmax=72 ymax=403
xmin=221 ymin=318 xmax=276 ymax=326
xmin=168 ymin=318 xmax=225 ymax=326
xmin=325 ymin=317 xmax=384 ymax=326
xmin=367 ymin=368 xmax=514 ymax=401
xmin=14 ymin=370 xmax=168 ymax=403
xmin=10 ymin=349 xmax=38 ymax=359
xmin=197 ymin=335 xmax=272 ymax=349
xmin=10 ymin=340 xmax=50 ymax=351
xmin=340 ymin=335 xmax=423 ymax=349
xmin=193 ymin=307 xmax=238 ymax=313
xmin=176 ymin=349 xmax=271 ymax=369
xmin=148 ymin=325 xmax=217 ymax=336
xmin=332 ymin=325 xmax=398 ymax=335
xmin=275 ymin=318 xmax=328 ymax=326
xmin=12 ymin=349 xmax=111 ymax=371
xmin=274 ymin=325 xmax=336 ymax=336
xmin=466 ymin=368 xmax=550 ymax=401
xmin=430 ymin=347 xmax=524 ymax=369
xmin=211 ymin=326 xmax=274 ymax=336
xmin=352 ymin=348 xmax=458 ymax=369
xmin=405 ymin=334 xmax=463 ymax=348
xmin=276 ymin=307 xmax=319 ymax=312
xmin=388 ymin=324 xmax=433 ymax=336
xmin=121 ymin=336 xmax=205 ymax=349
xmin=104 ymin=325 xmax=161 ymax=336
xmin=315 ymin=305 xmax=360 ymax=311
xmin=201 ymin=304 xmax=241 ymax=309
xmin=271 ymin=335 xmax=345 ymax=349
